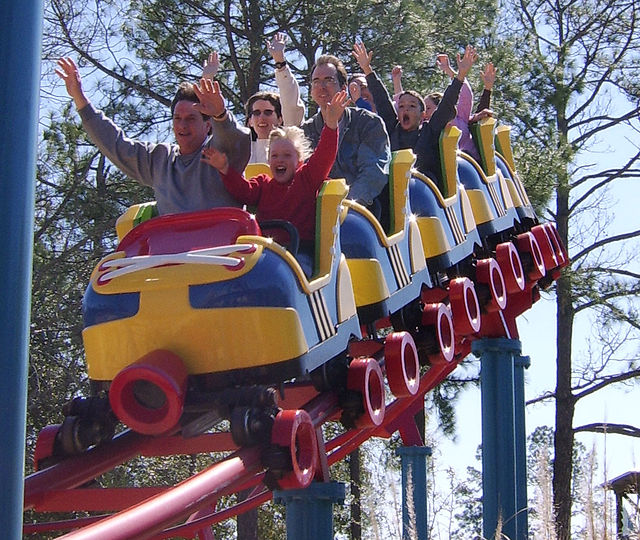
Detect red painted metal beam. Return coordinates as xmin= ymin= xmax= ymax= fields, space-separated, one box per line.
xmin=58 ymin=447 xmax=262 ymax=540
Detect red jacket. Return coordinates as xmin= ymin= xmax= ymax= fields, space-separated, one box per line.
xmin=220 ymin=126 xmax=338 ymax=241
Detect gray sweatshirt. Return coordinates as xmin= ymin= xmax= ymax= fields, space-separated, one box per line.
xmin=78 ymin=104 xmax=251 ymax=215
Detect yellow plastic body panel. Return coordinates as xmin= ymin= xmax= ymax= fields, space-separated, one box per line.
xmin=407 ymin=218 xmax=427 ymax=273
xmin=315 ymin=179 xmax=349 ymax=277
xmin=388 ymin=149 xmax=415 ymax=236
xmin=472 ymin=117 xmax=497 ymax=176
xmin=89 ymin=245 xmax=263 ymax=295
xmin=495 ymin=126 xmax=516 ymax=171
xmin=346 ymin=259 xmax=390 ymax=306
xmin=416 ymin=217 xmax=452 ymax=258
xmin=439 ymin=126 xmax=462 ymax=198
xmin=466 ymin=189 xmax=496 ymax=225
xmin=84 ymin=304 xmax=308 ymax=380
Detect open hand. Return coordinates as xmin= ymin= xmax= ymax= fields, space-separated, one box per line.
xmin=436 ymin=54 xmax=455 ymax=78
xmin=480 ymin=62 xmax=497 ymax=90
xmin=202 ymin=146 xmax=229 ymax=174
xmin=352 ymin=41 xmax=373 ymax=75
xmin=55 ymin=57 xmax=87 ymax=105
xmin=267 ymin=33 xmax=287 ymax=63
xmin=193 ymin=78 xmax=226 ymax=118
xmin=456 ymin=45 xmax=478 ymax=80
xmin=322 ymin=90 xmax=349 ymax=130
xmin=202 ymin=52 xmax=219 ymax=80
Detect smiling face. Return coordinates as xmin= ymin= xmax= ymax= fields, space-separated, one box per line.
xmin=397 ymin=93 xmax=425 ymax=131
xmin=248 ymin=99 xmax=282 ymax=139
xmin=310 ymin=63 xmax=343 ymax=109
xmin=172 ymin=100 xmax=211 ymax=155
xmin=269 ymin=138 xmax=301 ymax=184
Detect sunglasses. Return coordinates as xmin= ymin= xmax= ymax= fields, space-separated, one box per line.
xmin=250 ymin=109 xmax=276 ymax=117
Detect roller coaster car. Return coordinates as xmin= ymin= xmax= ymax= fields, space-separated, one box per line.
xmin=408 ymin=126 xmax=482 ymax=274
xmin=460 ymin=117 xmax=522 ymax=243
xmin=493 ymin=124 xmax=537 ymax=225
xmin=81 ymin=179 xmax=361 ymax=434
xmin=341 ymin=149 xmax=432 ymax=325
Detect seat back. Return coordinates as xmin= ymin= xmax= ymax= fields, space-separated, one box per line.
xmin=244 ymin=162 xmax=271 ymax=178
xmin=470 ymin=117 xmax=497 ymax=176
xmin=115 ymin=202 xmax=159 ymax=242
xmin=313 ymin=179 xmax=349 ymax=278
xmin=117 ymin=207 xmax=261 ymax=257
xmin=387 ymin=149 xmax=416 ymax=236
xmin=438 ymin=125 xmax=462 ymax=198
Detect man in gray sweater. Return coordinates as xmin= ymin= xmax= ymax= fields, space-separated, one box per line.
xmin=55 ymin=57 xmax=251 ymax=215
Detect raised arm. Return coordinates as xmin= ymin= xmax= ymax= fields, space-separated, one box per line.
xmin=391 ymin=65 xmax=404 ymax=98
xmin=202 ymin=52 xmax=220 ymax=81
xmin=193 ymin=78 xmax=227 ymax=119
xmin=55 ymin=57 xmax=90 ymax=110
xmin=268 ymin=32 xmax=305 ymax=126
xmin=474 ymin=62 xmax=496 ymax=115
xmin=204 ymin=147 xmax=259 ymax=207
xmin=321 ymin=90 xmax=349 ymax=130
xmin=194 ymin=78 xmax=251 ymax=173
xmin=303 ymin=91 xmax=348 ymax=185
xmin=352 ymin=41 xmax=398 ymax=132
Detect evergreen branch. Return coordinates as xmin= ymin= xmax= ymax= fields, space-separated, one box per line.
xmin=571 ymin=229 xmax=640 ymax=264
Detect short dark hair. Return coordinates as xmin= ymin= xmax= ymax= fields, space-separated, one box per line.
xmin=348 ymin=73 xmax=367 ymax=85
xmin=245 ymin=91 xmax=283 ymax=121
xmin=399 ymin=90 xmax=426 ymax=111
xmin=170 ymin=82 xmax=209 ymax=120
xmin=310 ymin=54 xmax=348 ymax=88
xmin=425 ymin=92 xmax=443 ymax=107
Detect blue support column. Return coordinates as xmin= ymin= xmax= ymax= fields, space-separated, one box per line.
xmin=472 ymin=338 xmax=521 ymax=540
xmin=273 ymin=482 xmax=346 ymax=540
xmin=0 ymin=2 xmax=42 ymax=538
xmin=514 ymin=353 xmax=531 ymax=539
xmin=397 ymin=446 xmax=432 ymax=540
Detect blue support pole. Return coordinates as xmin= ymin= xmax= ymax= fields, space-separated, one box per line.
xmin=0 ymin=1 xmax=42 ymax=538
xmin=397 ymin=446 xmax=432 ymax=540
xmin=473 ymin=338 xmax=521 ymax=540
xmin=273 ymin=482 xmax=346 ymax=540
xmin=514 ymin=353 xmax=531 ymax=539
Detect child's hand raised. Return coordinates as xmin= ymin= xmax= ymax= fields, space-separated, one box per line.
xmin=456 ymin=45 xmax=478 ymax=80
xmin=202 ymin=147 xmax=229 ymax=174
xmin=322 ymin=90 xmax=349 ymax=130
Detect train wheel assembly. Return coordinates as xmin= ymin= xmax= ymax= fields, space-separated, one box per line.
xmin=342 ymin=357 xmax=385 ymax=429
xmin=476 ymin=258 xmax=507 ymax=312
xmin=495 ymin=242 xmax=526 ymax=293
xmin=516 ymin=231 xmax=546 ymax=281
xmin=267 ymin=409 xmax=318 ymax=490
xmin=421 ymin=302 xmax=455 ymax=364
xmin=384 ymin=332 xmax=420 ymax=397
xmin=448 ymin=277 xmax=481 ymax=336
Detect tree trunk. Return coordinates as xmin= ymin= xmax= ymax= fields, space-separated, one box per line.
xmin=237 ymin=489 xmax=258 ymax=540
xmin=553 ymin=175 xmax=575 ymax=540
xmin=350 ymin=448 xmax=362 ymax=540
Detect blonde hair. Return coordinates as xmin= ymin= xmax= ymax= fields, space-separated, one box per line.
xmin=268 ymin=126 xmax=313 ymax=162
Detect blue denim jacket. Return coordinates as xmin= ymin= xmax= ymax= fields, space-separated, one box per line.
xmin=302 ymin=107 xmax=390 ymax=205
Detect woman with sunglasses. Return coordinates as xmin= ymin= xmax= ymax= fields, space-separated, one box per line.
xmin=246 ymin=33 xmax=305 ymax=163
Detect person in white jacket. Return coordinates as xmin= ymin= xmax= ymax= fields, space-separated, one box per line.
xmin=204 ymin=33 xmax=305 ymax=163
